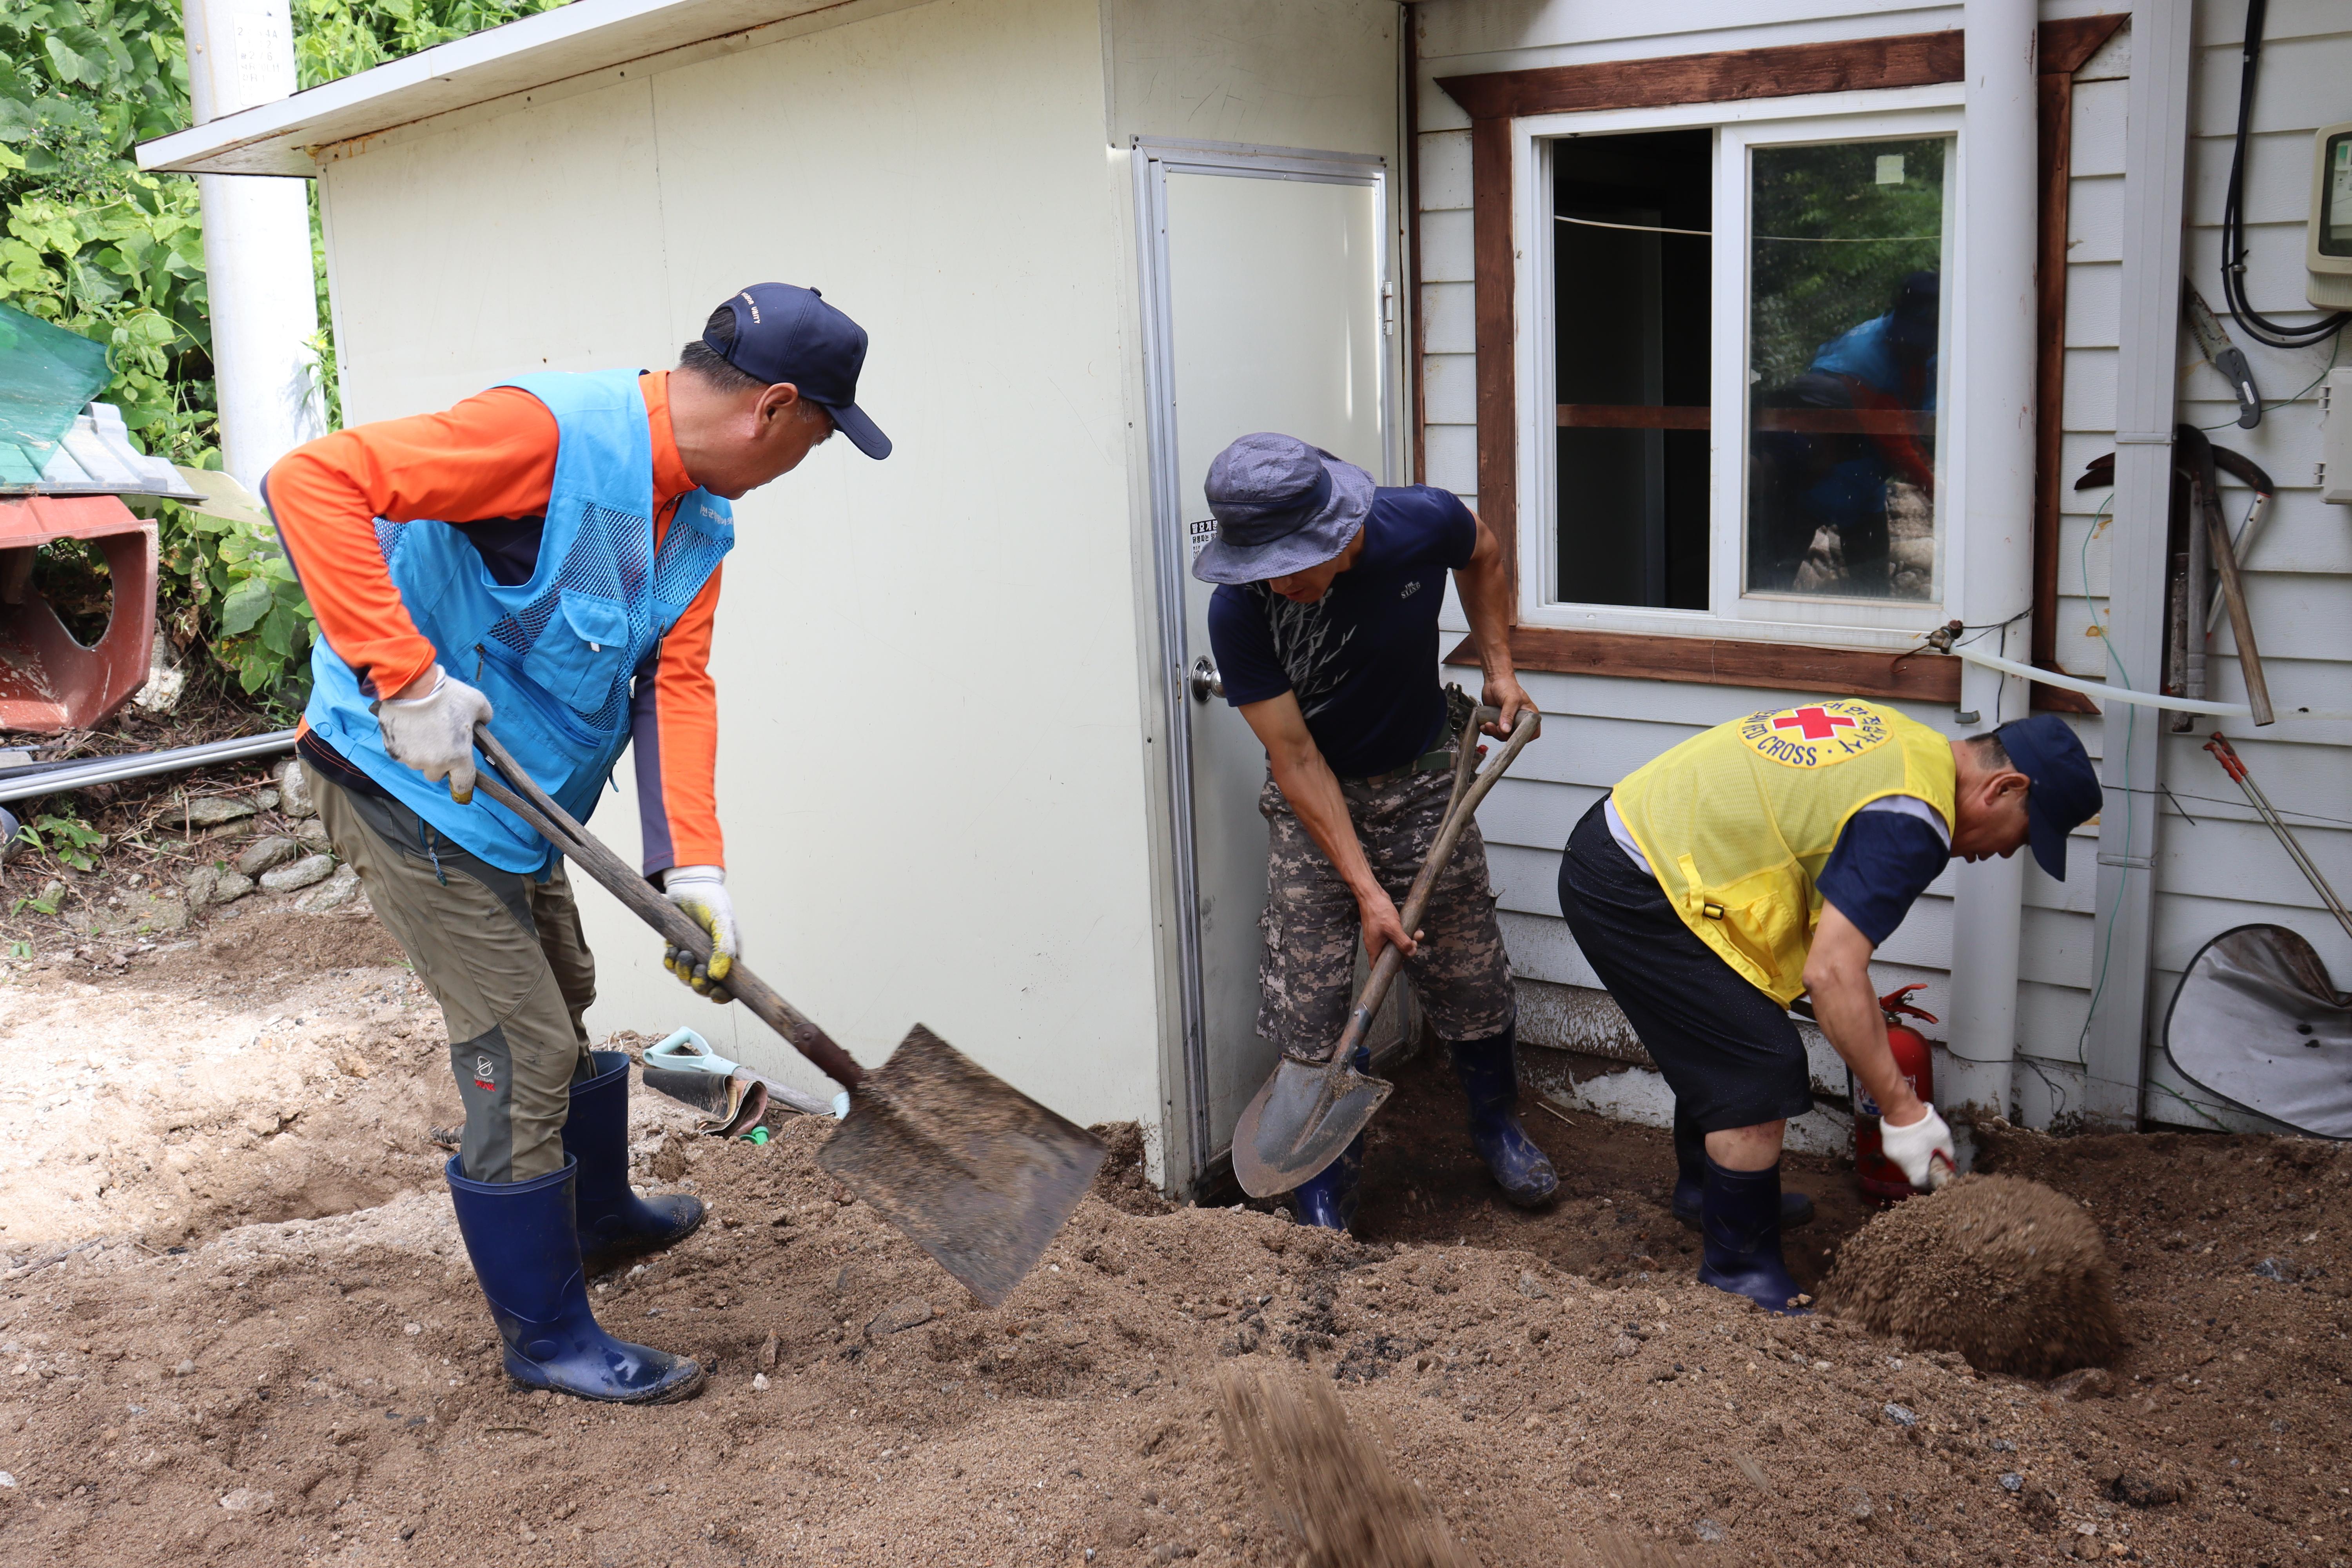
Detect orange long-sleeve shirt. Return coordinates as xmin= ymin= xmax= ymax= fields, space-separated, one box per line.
xmin=267 ymin=371 xmax=724 ymax=873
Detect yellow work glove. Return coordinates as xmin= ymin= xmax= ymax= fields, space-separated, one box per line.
xmin=660 ymin=865 xmax=737 ymax=1004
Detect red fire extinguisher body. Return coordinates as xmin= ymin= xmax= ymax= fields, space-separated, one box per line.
xmin=1851 ymin=983 xmax=1937 ymax=1203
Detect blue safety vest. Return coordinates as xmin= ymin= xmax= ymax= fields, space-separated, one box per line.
xmin=303 ymin=369 xmax=735 ymax=873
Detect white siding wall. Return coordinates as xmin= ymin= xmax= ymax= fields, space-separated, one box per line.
xmin=2140 ymin=0 xmax=2352 ymax=1131
xmin=1406 ymin=1 xmax=2338 ymax=1130
xmin=316 ymin=0 xmax=1169 ymax=1132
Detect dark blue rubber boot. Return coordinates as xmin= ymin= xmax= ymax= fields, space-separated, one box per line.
xmin=1291 ymin=1045 xmax=1369 ymax=1232
xmin=1672 ymin=1107 xmax=1813 ymax=1231
xmin=564 ymin=1049 xmax=704 ymax=1277
xmin=444 ymin=1155 xmax=705 ymax=1403
xmin=1696 ymin=1154 xmax=1810 ymax=1315
xmin=1292 ymin=1131 xmax=1365 ymax=1232
xmin=1448 ymin=1026 xmax=1559 ymax=1207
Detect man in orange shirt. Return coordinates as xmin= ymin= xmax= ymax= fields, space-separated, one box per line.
xmin=267 ymin=285 xmax=888 ymax=1404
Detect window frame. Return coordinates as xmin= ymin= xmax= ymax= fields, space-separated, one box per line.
xmin=1429 ymin=16 xmax=2127 ymax=706
xmin=1514 ymin=88 xmax=1967 ymax=651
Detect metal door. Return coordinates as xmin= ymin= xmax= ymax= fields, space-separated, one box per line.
xmin=1135 ymin=138 xmax=1399 ymax=1187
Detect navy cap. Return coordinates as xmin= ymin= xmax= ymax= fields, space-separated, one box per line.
xmin=707 ymin=283 xmax=889 ymax=459
xmin=1993 ymin=714 xmax=2100 ymax=880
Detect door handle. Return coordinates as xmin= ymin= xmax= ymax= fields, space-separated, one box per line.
xmin=1188 ymin=655 xmax=1223 ymax=703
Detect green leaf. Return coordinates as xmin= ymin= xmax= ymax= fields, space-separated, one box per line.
xmin=219 ymin=574 xmax=273 ymax=635
xmin=43 ymin=27 xmax=113 ymax=88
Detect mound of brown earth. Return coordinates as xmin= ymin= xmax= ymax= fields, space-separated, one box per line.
xmin=1821 ymin=1173 xmax=2122 ymax=1377
xmin=2 ymin=929 xmax=2349 ymax=1567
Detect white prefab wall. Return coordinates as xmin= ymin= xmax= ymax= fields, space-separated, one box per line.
xmin=318 ymin=0 xmax=1163 ymax=1130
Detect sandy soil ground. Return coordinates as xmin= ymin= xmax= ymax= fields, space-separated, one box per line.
xmin=0 ymin=912 xmax=2347 ymax=1568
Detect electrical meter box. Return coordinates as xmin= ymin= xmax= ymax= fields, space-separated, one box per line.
xmin=2314 ymin=122 xmax=2352 ymax=310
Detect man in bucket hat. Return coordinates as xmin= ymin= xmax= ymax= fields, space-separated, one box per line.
xmin=1196 ymin=432 xmax=1552 ymax=1230
xmin=1558 ymin=707 xmax=2099 ymax=1314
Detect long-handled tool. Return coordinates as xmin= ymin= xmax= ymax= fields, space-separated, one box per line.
xmin=2206 ymin=733 xmax=2352 ymax=946
xmin=467 ymin=725 xmax=1105 ymax=1307
xmin=1230 ymin=704 xmax=1540 ymax=1198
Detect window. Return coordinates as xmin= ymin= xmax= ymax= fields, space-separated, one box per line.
xmin=1743 ymin=136 xmax=1950 ymax=604
xmin=1525 ymin=102 xmax=1962 ymax=644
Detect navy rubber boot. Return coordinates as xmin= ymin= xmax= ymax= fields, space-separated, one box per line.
xmin=444 ymin=1155 xmax=705 ymax=1403
xmin=1290 ymin=1045 xmax=1369 ymax=1233
xmin=564 ymin=1049 xmax=704 ymax=1277
xmin=1448 ymin=1026 xmax=1559 ymax=1207
xmin=1695 ymin=1154 xmax=1810 ymax=1315
xmin=1291 ymin=1131 xmax=1365 ymax=1233
xmin=1671 ymin=1108 xmax=1814 ymax=1232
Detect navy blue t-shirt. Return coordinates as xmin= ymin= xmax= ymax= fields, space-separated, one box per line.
xmin=1815 ymin=810 xmax=1950 ymax=946
xmin=1207 ymin=486 xmax=1477 ymax=778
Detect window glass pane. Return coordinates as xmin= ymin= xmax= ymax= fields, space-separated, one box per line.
xmin=1745 ymin=136 xmax=1949 ymax=601
xmin=1552 ymin=130 xmax=1711 ymax=610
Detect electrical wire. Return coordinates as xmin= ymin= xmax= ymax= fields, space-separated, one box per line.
xmin=2074 ymin=490 xmax=2138 ymax=1063
xmin=2220 ymin=0 xmax=2351 ymax=348
xmin=1552 ymin=215 xmax=1941 ymax=243
xmin=2195 ymin=327 xmax=2345 ymax=430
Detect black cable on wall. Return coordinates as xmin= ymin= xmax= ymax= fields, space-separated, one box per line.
xmin=2220 ymin=0 xmax=2350 ymax=350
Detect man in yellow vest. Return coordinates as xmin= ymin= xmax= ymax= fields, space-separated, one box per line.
xmin=1558 ymin=703 xmax=2100 ymax=1314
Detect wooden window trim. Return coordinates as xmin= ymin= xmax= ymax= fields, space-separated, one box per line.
xmin=1433 ymin=16 xmax=2126 ymax=714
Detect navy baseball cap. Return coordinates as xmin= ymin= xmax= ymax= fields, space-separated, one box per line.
xmin=1992 ymin=713 xmax=2101 ymax=879
xmin=706 ymin=283 xmax=890 ymax=459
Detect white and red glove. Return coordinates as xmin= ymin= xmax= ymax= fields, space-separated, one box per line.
xmin=662 ymin=866 xmax=739 ymax=1002
xmin=372 ymin=666 xmax=494 ymax=804
xmin=1880 ymin=1101 xmax=1957 ymax=1190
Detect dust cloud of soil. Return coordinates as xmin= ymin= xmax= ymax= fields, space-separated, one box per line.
xmin=0 ymin=942 xmax=2348 ymax=1567
xmin=1824 ymin=1174 xmax=2123 ymax=1378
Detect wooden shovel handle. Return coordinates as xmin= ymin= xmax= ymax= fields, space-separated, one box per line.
xmin=1322 ymin=705 xmax=1541 ymax=1076
xmin=2201 ymin=490 xmax=2274 ymax=726
xmin=469 ymin=726 xmax=867 ymax=1091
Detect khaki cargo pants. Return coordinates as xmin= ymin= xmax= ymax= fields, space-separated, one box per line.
xmin=314 ymin=769 xmax=596 ymax=1183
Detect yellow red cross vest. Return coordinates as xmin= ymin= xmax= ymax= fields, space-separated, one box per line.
xmin=1609 ymin=699 xmax=1956 ymax=1004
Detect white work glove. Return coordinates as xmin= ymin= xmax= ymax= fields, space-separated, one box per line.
xmin=1879 ymin=1100 xmax=1956 ymax=1190
xmin=372 ymin=666 xmax=494 ymax=804
xmin=662 ymin=866 xmax=738 ymax=1003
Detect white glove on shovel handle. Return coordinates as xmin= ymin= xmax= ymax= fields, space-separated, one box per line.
xmin=662 ymin=866 xmax=739 ymax=1000
xmin=1879 ymin=1101 xmax=1956 ymax=1190
xmin=372 ymin=666 xmax=495 ymax=803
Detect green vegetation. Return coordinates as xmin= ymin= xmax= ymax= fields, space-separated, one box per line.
xmin=0 ymin=0 xmax=565 ymax=705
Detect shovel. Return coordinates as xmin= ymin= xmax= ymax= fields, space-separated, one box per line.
xmin=1230 ymin=704 xmax=1541 ymax=1198
xmin=466 ymin=725 xmax=1106 ymax=1307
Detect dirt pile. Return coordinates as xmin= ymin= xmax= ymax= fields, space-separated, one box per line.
xmin=1216 ymin=1363 xmax=1475 ymax=1568
xmin=1823 ymin=1173 xmax=2121 ymax=1377
xmin=2 ymin=948 xmax=2349 ymax=1567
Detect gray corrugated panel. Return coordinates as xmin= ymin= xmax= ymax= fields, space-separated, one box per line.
xmin=0 ymin=402 xmax=200 ymax=501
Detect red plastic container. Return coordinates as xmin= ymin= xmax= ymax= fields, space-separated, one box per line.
xmin=1850 ymin=983 xmax=1938 ymax=1203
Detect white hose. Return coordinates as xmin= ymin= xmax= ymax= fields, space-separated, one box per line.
xmin=1951 ymin=642 xmax=2252 ymax=718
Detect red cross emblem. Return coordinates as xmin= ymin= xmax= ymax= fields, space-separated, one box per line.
xmin=1773 ymin=706 xmax=1857 ymax=741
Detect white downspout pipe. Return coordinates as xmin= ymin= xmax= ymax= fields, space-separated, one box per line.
xmin=1941 ymin=0 xmax=2039 ymax=1118
xmin=2082 ymin=0 xmax=2194 ymax=1130
xmin=181 ymin=0 xmax=325 ymax=489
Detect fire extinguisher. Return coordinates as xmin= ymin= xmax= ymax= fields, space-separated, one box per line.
xmin=1850 ymin=982 xmax=1938 ymax=1203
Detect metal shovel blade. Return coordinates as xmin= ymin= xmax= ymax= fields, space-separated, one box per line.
xmin=817 ymin=1024 xmax=1108 ymax=1307
xmin=1229 ymin=1053 xmax=1394 ymax=1198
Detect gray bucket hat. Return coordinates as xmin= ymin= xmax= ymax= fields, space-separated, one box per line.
xmin=1190 ymin=432 xmax=1376 ymax=584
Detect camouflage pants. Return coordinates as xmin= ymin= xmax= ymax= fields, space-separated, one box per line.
xmin=1256 ymin=762 xmax=1515 ymax=1060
